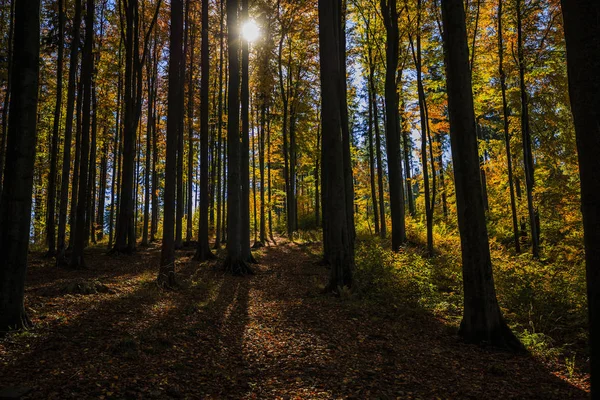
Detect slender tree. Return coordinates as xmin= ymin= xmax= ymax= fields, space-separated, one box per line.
xmin=561 ymin=0 xmax=600 ymax=395
xmin=516 ymin=0 xmax=539 ymax=258
xmin=224 ymin=0 xmax=252 ymax=274
xmin=194 ymin=0 xmax=215 ymax=261
xmin=441 ymin=0 xmax=522 ymax=350
xmin=0 ymin=0 xmax=40 ymax=331
xmin=381 ymin=0 xmax=406 ymax=251
xmin=70 ymin=0 xmax=95 ymax=269
xmin=158 ymin=0 xmax=184 ymax=287
xmin=497 ymin=0 xmax=520 ymax=253
xmin=45 ymin=0 xmax=65 ymax=256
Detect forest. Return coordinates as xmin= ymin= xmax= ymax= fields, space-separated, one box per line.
xmin=0 ymin=0 xmax=599 ymax=398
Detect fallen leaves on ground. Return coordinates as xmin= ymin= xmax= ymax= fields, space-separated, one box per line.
xmin=0 ymin=240 xmax=589 ymax=399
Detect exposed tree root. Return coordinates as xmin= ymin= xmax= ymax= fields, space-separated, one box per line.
xmin=252 ymin=241 xmax=264 ymax=249
xmin=223 ymin=257 xmax=254 ymax=276
xmin=193 ymin=248 xmax=217 ymax=262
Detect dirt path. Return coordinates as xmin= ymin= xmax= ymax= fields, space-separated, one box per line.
xmin=0 ymin=241 xmax=588 ymax=399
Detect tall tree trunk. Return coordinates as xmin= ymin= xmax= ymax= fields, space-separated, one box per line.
xmin=186 ymin=11 xmax=195 ymax=244
xmin=142 ymin=37 xmax=153 ymax=247
xmin=241 ymin=0 xmax=254 ymax=262
xmin=401 ymin=98 xmax=415 ymax=217
xmin=69 ymin=74 xmax=83 ymax=250
xmin=97 ymin=136 xmax=108 ymax=241
xmin=561 ymin=1 xmax=600 ymax=394
xmin=258 ymin=102 xmax=266 ymax=244
xmin=441 ymin=0 xmax=522 ymax=350
xmin=372 ymin=73 xmax=386 ymax=238
xmin=109 ymin=38 xmax=123 ymax=248
xmin=70 ymin=0 xmax=94 ymax=268
xmin=367 ymin=76 xmax=379 ymax=235
xmin=516 ymin=0 xmax=539 ymax=258
xmin=319 ymin=0 xmax=353 ymax=290
xmin=381 ymin=0 xmax=406 ymax=251
xmin=214 ymin=0 xmax=224 ymax=249
xmin=159 ymin=0 xmax=183 ymax=287
xmin=0 ymin=0 xmax=14 ymax=200
xmin=46 ymin=0 xmax=65 ymax=256
xmin=224 ymin=0 xmax=252 ymax=274
xmin=498 ymin=0 xmax=520 ymax=253
xmin=0 ymin=0 xmax=40 ymax=331
xmin=194 ymin=0 xmax=215 ymax=261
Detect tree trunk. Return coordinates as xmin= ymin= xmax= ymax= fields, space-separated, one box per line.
xmin=498 ymin=0 xmax=520 ymax=253
xmin=186 ymin=10 xmax=195 ymax=244
xmin=441 ymin=0 xmax=522 ymax=350
xmin=319 ymin=0 xmax=353 ymax=290
xmin=241 ymin=0 xmax=254 ymax=263
xmin=516 ymin=0 xmax=539 ymax=258
xmin=159 ymin=0 xmax=184 ymax=287
xmin=367 ymin=74 xmax=379 ymax=235
xmin=97 ymin=136 xmax=108 ymax=241
xmin=561 ymin=1 xmax=600 ymax=395
xmin=0 ymin=0 xmax=40 ymax=331
xmin=224 ymin=0 xmax=252 ymax=275
xmin=70 ymin=0 xmax=94 ymax=269
xmin=381 ymin=0 xmax=406 ymax=251
xmin=194 ymin=0 xmax=215 ymax=261
xmin=46 ymin=0 xmax=65 ymax=256
xmin=0 ymin=0 xmax=14 ymax=201
xmin=214 ymin=0 xmax=225 ymax=249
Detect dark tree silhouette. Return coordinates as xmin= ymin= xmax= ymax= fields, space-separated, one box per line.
xmin=194 ymin=0 xmax=215 ymax=261
xmin=318 ymin=0 xmax=354 ymax=291
xmin=159 ymin=0 xmax=184 ymax=287
xmin=561 ymin=0 xmax=600 ymax=395
xmin=0 ymin=0 xmax=40 ymax=331
xmin=441 ymin=0 xmax=522 ymax=350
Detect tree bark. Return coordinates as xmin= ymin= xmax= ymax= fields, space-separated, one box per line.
xmin=194 ymin=0 xmax=215 ymax=261
xmin=498 ymin=0 xmax=520 ymax=253
xmin=159 ymin=0 xmax=184 ymax=287
xmin=516 ymin=0 xmax=539 ymax=258
xmin=0 ymin=0 xmax=40 ymax=331
xmin=561 ymin=1 xmax=600 ymax=395
xmin=70 ymin=0 xmax=94 ymax=269
xmin=441 ymin=0 xmax=522 ymax=350
xmin=381 ymin=0 xmax=406 ymax=251
xmin=319 ymin=0 xmax=353 ymax=290
xmin=46 ymin=0 xmax=65 ymax=256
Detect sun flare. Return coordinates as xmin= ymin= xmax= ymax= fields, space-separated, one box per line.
xmin=241 ymin=20 xmax=260 ymax=43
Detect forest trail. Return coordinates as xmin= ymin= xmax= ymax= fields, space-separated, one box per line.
xmin=0 ymin=240 xmax=588 ymax=399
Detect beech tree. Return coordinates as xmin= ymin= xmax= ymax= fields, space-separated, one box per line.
xmin=561 ymin=0 xmax=600 ymax=394
xmin=318 ymin=0 xmax=354 ymax=290
xmin=194 ymin=0 xmax=215 ymax=261
xmin=0 ymin=0 xmax=40 ymax=331
xmin=441 ymin=0 xmax=522 ymax=350
xmin=158 ymin=0 xmax=184 ymax=287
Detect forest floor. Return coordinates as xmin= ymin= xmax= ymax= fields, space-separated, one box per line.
xmin=0 ymin=239 xmax=590 ymax=399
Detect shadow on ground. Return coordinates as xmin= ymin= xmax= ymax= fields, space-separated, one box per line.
xmin=0 ymin=240 xmax=588 ymax=399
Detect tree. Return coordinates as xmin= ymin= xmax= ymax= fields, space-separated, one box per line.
xmin=70 ymin=0 xmax=95 ymax=269
xmin=223 ymin=0 xmax=252 ymax=275
xmin=159 ymin=0 xmax=184 ymax=287
xmin=516 ymin=0 xmax=540 ymax=258
xmin=497 ymin=0 xmax=520 ymax=253
xmin=45 ymin=0 xmax=65 ymax=256
xmin=561 ymin=0 xmax=600 ymax=395
xmin=318 ymin=0 xmax=354 ymax=291
xmin=440 ymin=0 xmax=522 ymax=350
xmin=0 ymin=0 xmax=40 ymax=331
xmin=380 ymin=0 xmax=406 ymax=251
xmin=194 ymin=0 xmax=215 ymax=261
xmin=57 ymin=0 xmax=82 ymax=265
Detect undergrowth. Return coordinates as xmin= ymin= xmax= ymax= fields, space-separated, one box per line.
xmin=352 ymin=218 xmax=588 ymax=374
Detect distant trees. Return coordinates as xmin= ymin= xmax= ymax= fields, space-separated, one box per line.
xmin=561 ymin=0 xmax=600 ymax=395
xmin=0 ymin=0 xmax=40 ymax=331
xmin=441 ymin=0 xmax=522 ymax=350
